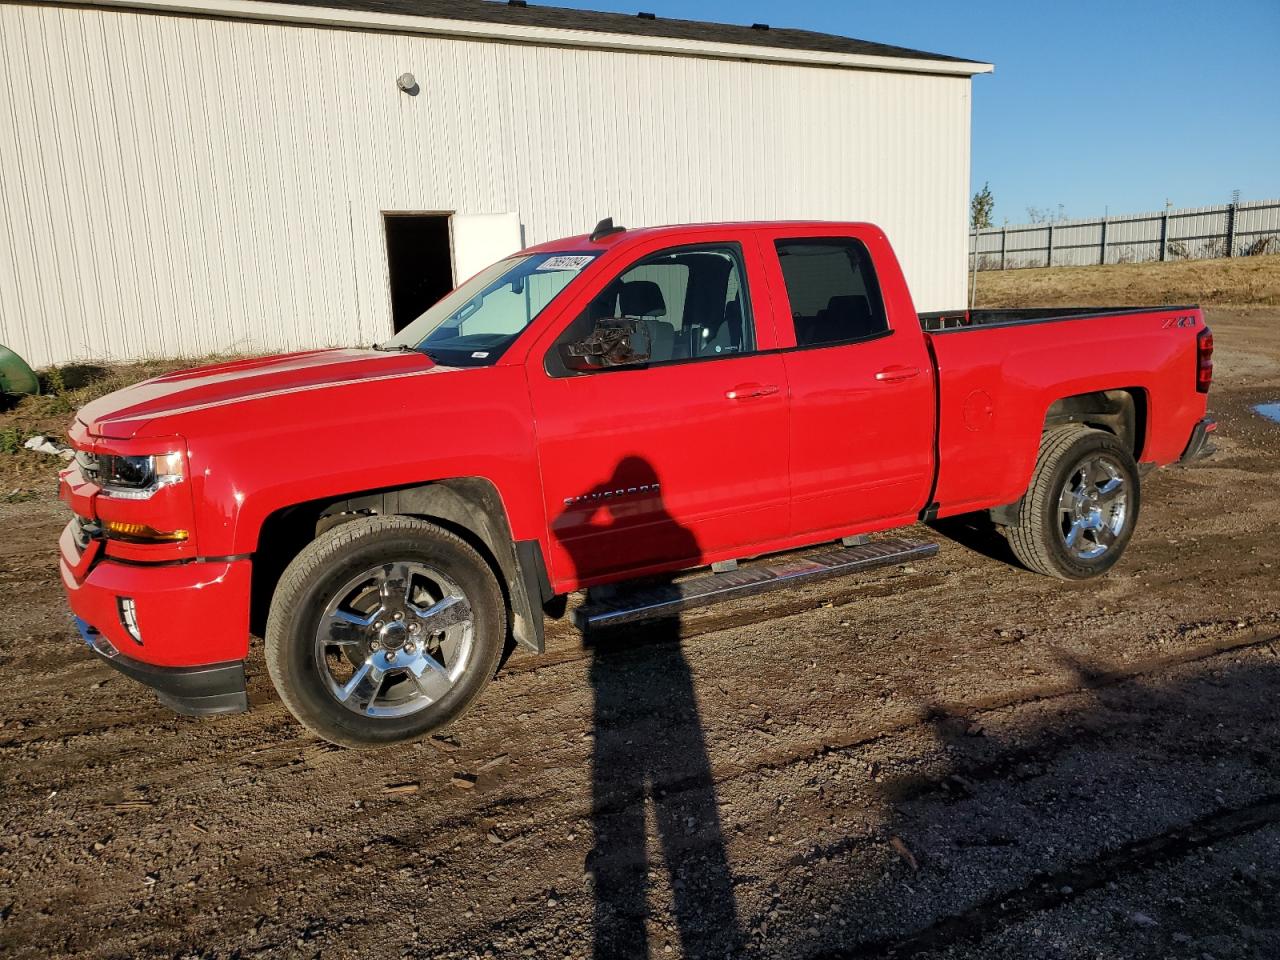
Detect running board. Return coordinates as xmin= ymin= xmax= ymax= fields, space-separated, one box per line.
xmin=574 ymin=537 xmax=937 ymax=631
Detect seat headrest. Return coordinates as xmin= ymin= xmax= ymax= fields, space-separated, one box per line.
xmin=619 ymin=280 xmax=667 ymax=319
xmin=826 ymin=295 xmax=870 ymax=320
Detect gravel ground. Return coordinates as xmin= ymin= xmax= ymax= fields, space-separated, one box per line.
xmin=0 ymin=307 xmax=1277 ymax=959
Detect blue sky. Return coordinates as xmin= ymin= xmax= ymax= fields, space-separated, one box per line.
xmin=549 ymin=0 xmax=1280 ymax=224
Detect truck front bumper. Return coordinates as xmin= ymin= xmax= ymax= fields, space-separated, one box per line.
xmin=60 ymin=519 xmax=252 ymax=716
xmin=75 ymin=617 xmax=247 ymax=716
xmin=1179 ymin=416 xmax=1217 ymax=463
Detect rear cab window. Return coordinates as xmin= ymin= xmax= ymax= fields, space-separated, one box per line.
xmin=774 ymin=238 xmax=889 ymax=348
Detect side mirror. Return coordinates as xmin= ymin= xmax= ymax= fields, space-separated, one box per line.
xmin=562 ymin=318 xmax=652 ymax=371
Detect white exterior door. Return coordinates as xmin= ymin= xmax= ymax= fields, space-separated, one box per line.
xmin=451 ymin=213 xmax=523 ymax=286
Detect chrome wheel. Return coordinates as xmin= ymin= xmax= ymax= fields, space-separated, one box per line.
xmin=314 ymin=562 xmax=474 ymax=718
xmin=1057 ymin=454 xmax=1128 ymax=561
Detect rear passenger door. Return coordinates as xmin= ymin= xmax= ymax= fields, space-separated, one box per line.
xmin=761 ymin=230 xmax=936 ymax=537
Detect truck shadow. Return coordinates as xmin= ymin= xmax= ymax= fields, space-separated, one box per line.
xmin=927 ymin=512 xmax=1021 ymax=568
xmin=554 ymin=456 xmax=745 ymax=960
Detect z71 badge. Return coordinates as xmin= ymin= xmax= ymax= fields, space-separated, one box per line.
xmin=1162 ymin=314 xmax=1198 ymax=329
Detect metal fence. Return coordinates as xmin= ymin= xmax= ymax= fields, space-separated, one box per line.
xmin=970 ymin=199 xmax=1280 ymax=271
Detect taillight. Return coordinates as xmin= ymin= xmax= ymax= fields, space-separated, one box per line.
xmin=1196 ymin=327 xmax=1214 ymax=394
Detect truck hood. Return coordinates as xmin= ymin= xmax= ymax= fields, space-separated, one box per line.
xmin=78 ymin=349 xmax=438 ymax=440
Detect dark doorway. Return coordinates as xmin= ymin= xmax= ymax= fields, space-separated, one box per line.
xmin=384 ymin=213 xmax=454 ymax=332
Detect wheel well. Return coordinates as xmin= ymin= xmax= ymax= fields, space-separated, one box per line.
xmin=249 ymin=500 xmax=326 ymax=637
xmin=248 ymin=479 xmax=548 ymax=652
xmin=989 ymin=389 xmax=1148 ymax=528
xmin=1043 ymin=388 xmax=1147 ymax=459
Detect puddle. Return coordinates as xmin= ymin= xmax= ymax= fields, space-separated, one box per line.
xmin=1255 ymin=403 xmax=1280 ymax=424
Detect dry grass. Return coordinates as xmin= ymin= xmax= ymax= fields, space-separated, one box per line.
xmin=974 ymin=254 xmax=1280 ymax=309
xmin=0 ymin=355 xmax=244 ymax=497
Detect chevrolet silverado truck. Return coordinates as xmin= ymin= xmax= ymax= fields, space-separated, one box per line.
xmin=58 ymin=220 xmax=1216 ymax=747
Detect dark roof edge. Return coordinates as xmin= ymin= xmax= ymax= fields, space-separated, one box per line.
xmin=70 ymin=0 xmax=993 ymax=73
xmin=264 ymin=0 xmax=990 ymax=67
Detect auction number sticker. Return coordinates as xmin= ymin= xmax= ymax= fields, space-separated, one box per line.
xmin=537 ymin=255 xmax=594 ymax=272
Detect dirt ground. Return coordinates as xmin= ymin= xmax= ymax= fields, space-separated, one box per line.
xmin=1 ymin=307 xmax=1278 ymax=959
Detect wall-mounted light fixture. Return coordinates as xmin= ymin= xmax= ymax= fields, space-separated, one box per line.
xmin=396 ymin=73 xmax=419 ymax=95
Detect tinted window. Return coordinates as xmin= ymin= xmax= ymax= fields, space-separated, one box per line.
xmin=550 ymin=244 xmax=755 ymax=372
xmin=775 ymin=238 xmax=888 ymax=347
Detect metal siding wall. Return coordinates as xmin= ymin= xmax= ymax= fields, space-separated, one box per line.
xmin=0 ymin=4 xmax=972 ymax=367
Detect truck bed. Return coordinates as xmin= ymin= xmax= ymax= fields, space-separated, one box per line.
xmin=917 ymin=303 xmax=1209 ymax=520
xmin=919 ymin=305 xmax=1198 ymax=333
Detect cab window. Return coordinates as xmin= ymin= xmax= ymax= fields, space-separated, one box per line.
xmin=775 ymin=238 xmax=888 ymax=348
xmin=549 ymin=244 xmax=754 ymax=374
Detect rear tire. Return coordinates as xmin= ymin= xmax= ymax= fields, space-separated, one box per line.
xmin=265 ymin=516 xmax=505 ymax=748
xmin=1006 ymin=425 xmax=1140 ymax=580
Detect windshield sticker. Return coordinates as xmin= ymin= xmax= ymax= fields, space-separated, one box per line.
xmin=471 ymin=351 xmax=491 ymax=359
xmin=537 ymin=255 xmax=594 ymax=272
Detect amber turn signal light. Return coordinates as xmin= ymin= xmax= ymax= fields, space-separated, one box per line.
xmin=104 ymin=520 xmax=189 ymax=543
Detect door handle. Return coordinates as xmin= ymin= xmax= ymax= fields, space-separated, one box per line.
xmin=725 ymin=383 xmax=780 ymax=400
xmin=874 ymin=365 xmax=920 ymax=383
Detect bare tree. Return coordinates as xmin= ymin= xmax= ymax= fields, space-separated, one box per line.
xmin=1026 ymin=204 xmax=1069 ymax=224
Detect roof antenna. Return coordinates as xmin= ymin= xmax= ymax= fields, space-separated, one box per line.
xmin=589 ymin=217 xmax=626 ymax=242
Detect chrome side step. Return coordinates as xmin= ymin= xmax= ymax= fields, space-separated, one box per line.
xmin=574 ymin=537 xmax=937 ymax=631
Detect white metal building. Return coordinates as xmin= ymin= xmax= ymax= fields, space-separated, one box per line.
xmin=0 ymin=0 xmax=991 ymax=368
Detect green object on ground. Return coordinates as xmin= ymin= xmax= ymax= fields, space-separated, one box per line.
xmin=0 ymin=345 xmax=40 ymax=396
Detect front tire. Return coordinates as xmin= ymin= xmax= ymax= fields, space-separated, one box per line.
xmin=265 ymin=516 xmax=505 ymax=748
xmin=1006 ymin=425 xmax=1141 ymax=580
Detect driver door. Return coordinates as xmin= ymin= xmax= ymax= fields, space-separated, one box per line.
xmin=525 ymin=233 xmax=790 ymax=589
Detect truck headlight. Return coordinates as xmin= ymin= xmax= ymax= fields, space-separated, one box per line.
xmin=98 ymin=452 xmax=185 ymax=499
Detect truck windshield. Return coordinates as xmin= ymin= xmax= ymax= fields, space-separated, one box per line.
xmin=382 ymin=252 xmax=600 ymax=366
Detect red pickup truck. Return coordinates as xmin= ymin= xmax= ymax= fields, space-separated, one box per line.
xmin=58 ymin=220 xmax=1215 ymax=747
